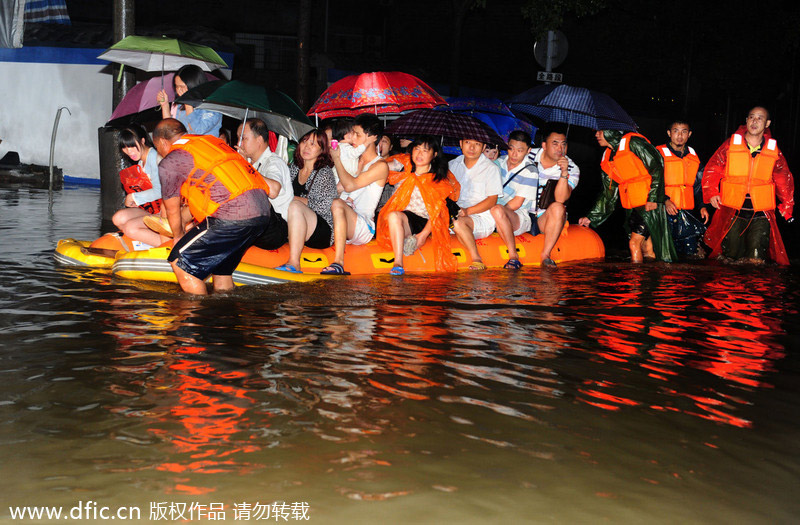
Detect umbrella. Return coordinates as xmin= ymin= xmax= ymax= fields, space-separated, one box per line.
xmin=385 ymin=109 xmax=508 ymax=149
xmin=507 ymin=84 xmax=637 ymax=132
xmin=176 ymin=80 xmax=314 ymax=142
xmin=98 ymin=35 xmax=228 ymax=74
xmin=307 ymin=71 xmax=447 ymax=120
xmin=438 ymin=97 xmax=537 ymax=143
xmin=106 ymin=72 xmax=218 ymax=127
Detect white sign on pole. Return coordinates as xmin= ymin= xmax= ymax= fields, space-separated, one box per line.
xmin=537 ymin=71 xmax=563 ymax=83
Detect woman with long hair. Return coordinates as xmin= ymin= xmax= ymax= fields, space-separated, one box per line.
xmin=376 ymin=136 xmax=460 ymax=274
xmin=275 ymin=129 xmax=338 ymax=273
xmin=112 ymin=125 xmax=165 ymax=247
xmin=157 ymin=64 xmax=222 ymax=136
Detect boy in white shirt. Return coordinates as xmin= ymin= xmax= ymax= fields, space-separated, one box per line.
xmin=490 ymin=130 xmax=536 ymax=269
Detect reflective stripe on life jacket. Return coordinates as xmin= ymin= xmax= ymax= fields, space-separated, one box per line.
xmin=658 ymin=145 xmax=700 ymax=210
xmin=720 ymin=133 xmax=778 ymax=211
xmin=600 ymin=133 xmax=652 ymax=209
xmin=119 ymin=164 xmax=162 ymax=214
xmin=170 ymin=135 xmax=270 ymax=222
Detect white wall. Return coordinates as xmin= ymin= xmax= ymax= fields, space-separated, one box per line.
xmin=0 ymin=57 xmax=111 ymax=180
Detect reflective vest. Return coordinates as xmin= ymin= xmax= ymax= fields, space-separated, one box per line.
xmin=658 ymin=145 xmax=700 ymax=210
xmin=600 ymin=133 xmax=652 ymax=209
xmin=170 ymin=135 xmax=270 ymax=222
xmin=119 ymin=164 xmax=161 ymax=214
xmin=720 ymin=133 xmax=778 ymax=211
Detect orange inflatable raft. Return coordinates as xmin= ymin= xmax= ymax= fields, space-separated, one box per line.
xmin=55 ymin=226 xmax=605 ymax=285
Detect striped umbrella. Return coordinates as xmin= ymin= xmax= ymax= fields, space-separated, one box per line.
xmin=507 ymin=84 xmax=637 ymax=132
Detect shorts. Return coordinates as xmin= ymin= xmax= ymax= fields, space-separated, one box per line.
xmin=253 ymin=211 xmax=289 ymax=251
xmin=347 ymin=211 xmax=376 ymax=246
xmin=628 ymin=209 xmax=650 ymax=239
xmin=403 ymin=211 xmax=428 ymax=235
xmin=306 ymin=212 xmax=333 ymax=249
xmin=168 ymin=215 xmax=269 ymax=280
xmin=470 ymin=210 xmax=496 ymax=240
xmin=512 ymin=208 xmax=532 ymax=237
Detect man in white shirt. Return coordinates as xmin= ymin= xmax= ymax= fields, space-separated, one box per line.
xmin=490 ymin=130 xmax=535 ymax=269
xmin=450 ymin=138 xmax=503 ymax=270
xmin=237 ymin=118 xmax=292 ymax=250
xmin=527 ymin=125 xmax=580 ymax=267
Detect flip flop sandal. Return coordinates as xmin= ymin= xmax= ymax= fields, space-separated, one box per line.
xmin=403 ymin=235 xmax=418 ymax=256
xmin=390 ymin=266 xmax=405 ymax=275
xmin=320 ymin=262 xmax=351 ymax=275
xmin=503 ymin=259 xmax=523 ymax=270
xmin=275 ymin=264 xmax=303 ymax=274
xmin=468 ymin=261 xmax=487 ymax=271
xmin=541 ymin=258 xmax=558 ymax=268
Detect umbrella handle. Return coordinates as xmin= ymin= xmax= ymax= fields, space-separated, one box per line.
xmin=116 ymin=64 xmax=124 ymax=82
xmin=237 ymin=107 xmax=250 ymax=149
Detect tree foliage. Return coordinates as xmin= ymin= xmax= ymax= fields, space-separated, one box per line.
xmin=521 ymin=0 xmax=607 ymax=38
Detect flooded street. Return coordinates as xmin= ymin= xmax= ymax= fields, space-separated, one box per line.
xmin=1 ymin=186 xmax=799 ymax=523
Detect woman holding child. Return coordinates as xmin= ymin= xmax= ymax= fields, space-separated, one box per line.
xmin=376 ymin=136 xmax=460 ymax=274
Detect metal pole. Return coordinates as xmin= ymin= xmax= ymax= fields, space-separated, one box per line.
xmin=49 ymin=106 xmax=70 ymax=212
xmin=112 ymin=0 xmax=135 ymax=108
xmin=544 ymin=30 xmax=555 ymax=85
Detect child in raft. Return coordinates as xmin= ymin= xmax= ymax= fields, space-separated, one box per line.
xmin=112 ymin=125 xmax=167 ymax=248
xmin=376 ymin=135 xmax=461 ymax=275
xmin=327 ymin=118 xmax=366 ymax=183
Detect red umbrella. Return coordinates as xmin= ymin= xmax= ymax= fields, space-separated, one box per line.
xmin=307 ymin=71 xmax=447 ymax=120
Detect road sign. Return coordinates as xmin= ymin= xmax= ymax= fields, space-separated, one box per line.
xmin=537 ymin=71 xmax=563 ymax=83
xmin=534 ymin=30 xmax=568 ymax=69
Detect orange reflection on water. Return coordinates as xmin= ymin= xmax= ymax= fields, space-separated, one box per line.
xmin=579 ymin=267 xmax=788 ymax=427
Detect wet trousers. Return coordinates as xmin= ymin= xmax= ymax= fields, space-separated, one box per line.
xmin=721 ymin=214 xmax=770 ymax=260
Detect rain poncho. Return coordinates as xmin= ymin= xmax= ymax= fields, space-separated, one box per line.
xmin=586 ymin=130 xmax=677 ymax=262
xmin=376 ymin=154 xmax=460 ymax=272
xmin=702 ymin=125 xmax=794 ymax=265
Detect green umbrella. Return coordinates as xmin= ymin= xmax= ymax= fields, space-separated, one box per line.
xmin=176 ymin=80 xmax=314 ymax=142
xmin=98 ymin=35 xmax=228 ymax=81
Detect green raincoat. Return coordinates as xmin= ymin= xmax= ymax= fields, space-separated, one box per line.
xmin=586 ymin=130 xmax=677 ymax=262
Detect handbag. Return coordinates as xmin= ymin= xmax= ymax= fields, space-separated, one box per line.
xmin=537 ymin=179 xmax=559 ymax=210
xmin=445 ymin=197 xmax=461 ymax=228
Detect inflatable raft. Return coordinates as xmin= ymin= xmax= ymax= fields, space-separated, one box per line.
xmin=54 ymin=225 xmax=604 ymax=285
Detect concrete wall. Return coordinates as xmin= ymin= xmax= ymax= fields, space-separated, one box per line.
xmin=0 ymin=46 xmax=234 ymax=183
xmin=0 ymin=46 xmax=111 ymax=181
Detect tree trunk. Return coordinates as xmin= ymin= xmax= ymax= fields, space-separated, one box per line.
xmin=297 ymin=0 xmax=312 ymax=110
xmin=449 ymin=0 xmax=470 ymax=97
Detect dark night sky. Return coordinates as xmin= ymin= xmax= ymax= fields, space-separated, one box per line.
xmin=58 ymin=1 xmax=800 ymax=158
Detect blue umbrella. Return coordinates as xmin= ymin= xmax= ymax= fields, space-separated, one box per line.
xmin=507 ymin=84 xmax=637 ymax=132
xmin=436 ymin=97 xmax=537 ymax=155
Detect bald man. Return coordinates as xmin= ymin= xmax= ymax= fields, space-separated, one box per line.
xmin=153 ymin=118 xmax=277 ymax=294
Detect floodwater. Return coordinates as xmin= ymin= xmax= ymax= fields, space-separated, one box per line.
xmin=1 ymin=186 xmax=799 ymax=524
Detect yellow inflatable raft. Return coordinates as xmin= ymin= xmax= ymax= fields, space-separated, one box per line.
xmin=55 ymin=225 xmax=604 ymax=285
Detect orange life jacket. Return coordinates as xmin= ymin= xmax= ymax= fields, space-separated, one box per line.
xmin=600 ymin=132 xmax=652 ymax=209
xmin=657 ymin=145 xmax=700 ymax=210
xmin=119 ymin=164 xmax=162 ymax=214
xmin=170 ymin=135 xmax=270 ymax=222
xmin=720 ymin=133 xmax=778 ymax=211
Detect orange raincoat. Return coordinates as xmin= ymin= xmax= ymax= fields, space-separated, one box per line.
xmin=376 ymin=154 xmax=460 ymax=272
